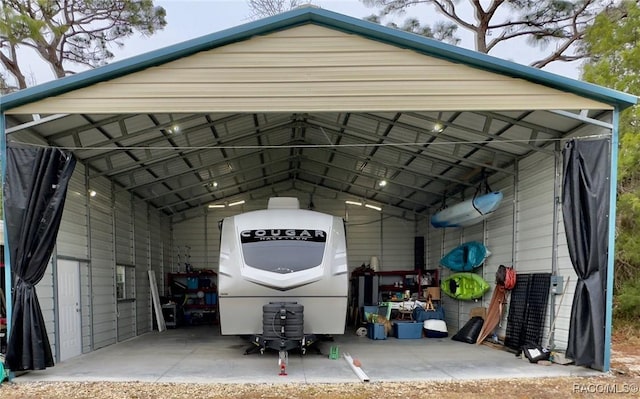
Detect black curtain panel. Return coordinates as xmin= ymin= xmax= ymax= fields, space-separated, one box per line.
xmin=562 ymin=138 xmax=610 ymax=371
xmin=4 ymin=145 xmax=76 ymax=371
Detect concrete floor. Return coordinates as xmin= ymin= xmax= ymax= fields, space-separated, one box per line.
xmin=15 ymin=325 xmax=601 ymax=384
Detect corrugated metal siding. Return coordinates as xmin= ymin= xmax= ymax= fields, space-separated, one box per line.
xmin=88 ymin=176 xmax=116 ymax=350
xmin=57 ymin=165 xmax=89 ymax=259
xmin=134 ymin=202 xmax=151 ymax=334
xmin=381 ymin=217 xmax=415 ymax=270
xmin=172 ymin=196 xmax=422 ymax=276
xmin=484 ymin=176 xmax=516 ymax=338
xmin=117 ymin=301 xmax=136 ymax=341
xmin=52 ymin=165 xmax=89 ymax=358
xmin=173 ymin=214 xmax=206 ymax=272
xmin=114 ymin=190 xmax=135 ymax=341
xmin=38 ymin=259 xmax=56 ymax=360
xmin=79 ymin=261 xmax=91 ymax=353
xmin=7 ymin=25 xmax=610 ymax=114
xmin=514 ymin=150 xmax=561 ymax=347
xmin=114 ymin=191 xmax=133 ymax=265
xmin=425 ymin=171 xmax=517 ymax=335
xmin=149 ymin=211 xmax=165 ymax=296
xmin=345 ymin=207 xmax=382 ymax=272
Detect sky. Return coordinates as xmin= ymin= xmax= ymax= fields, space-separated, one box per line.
xmin=14 ymin=0 xmax=583 ymax=87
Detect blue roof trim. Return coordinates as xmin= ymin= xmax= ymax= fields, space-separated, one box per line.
xmin=1 ymin=7 xmax=636 ymax=111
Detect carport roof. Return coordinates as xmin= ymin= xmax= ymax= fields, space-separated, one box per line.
xmin=0 ymin=7 xmax=636 ymax=112
xmin=1 ymin=7 xmax=637 ymax=220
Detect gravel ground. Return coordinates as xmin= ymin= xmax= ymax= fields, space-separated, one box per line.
xmin=2 ymin=375 xmax=640 ymax=399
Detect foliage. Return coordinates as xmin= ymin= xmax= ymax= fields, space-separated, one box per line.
xmin=363 ymin=13 xmax=459 ymax=44
xmin=362 ymin=0 xmax=618 ymax=65
xmin=582 ymin=0 xmax=640 ymax=290
xmin=614 ymin=275 xmax=640 ymax=320
xmin=0 ymin=0 xmax=167 ymax=90
xmin=247 ymin=0 xmax=307 ymax=19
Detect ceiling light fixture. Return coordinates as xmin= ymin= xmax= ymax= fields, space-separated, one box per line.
xmin=345 ymin=200 xmax=362 ymax=206
xmin=88 ymin=190 xmax=97 ymax=197
xmin=433 ymin=122 xmax=444 ymax=133
xmin=208 ymin=204 xmax=225 ymax=208
xmin=228 ymin=200 xmax=245 ymax=207
xmin=365 ymin=204 xmax=382 ymax=211
xmin=378 ymin=180 xmax=387 ymax=187
xmin=167 ymin=114 xmax=180 ymax=134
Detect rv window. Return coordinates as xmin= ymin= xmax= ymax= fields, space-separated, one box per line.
xmin=240 ymin=229 xmax=326 ymax=273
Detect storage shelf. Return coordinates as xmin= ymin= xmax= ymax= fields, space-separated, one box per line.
xmin=167 ymin=271 xmax=219 ymax=325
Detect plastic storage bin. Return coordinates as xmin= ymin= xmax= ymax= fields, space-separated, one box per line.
xmin=393 ymin=321 xmax=423 ymax=339
xmin=367 ymin=322 xmax=387 ymax=340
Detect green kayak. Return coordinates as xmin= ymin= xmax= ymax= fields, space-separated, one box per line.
xmin=441 ymin=272 xmax=490 ymax=300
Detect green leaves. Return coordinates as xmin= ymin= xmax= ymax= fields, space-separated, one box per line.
xmin=582 ymin=1 xmax=640 ymax=297
xmin=0 ymin=0 xmax=167 ymax=88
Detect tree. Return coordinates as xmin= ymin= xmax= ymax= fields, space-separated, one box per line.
xmin=362 ymin=0 xmax=619 ymax=67
xmin=247 ymin=0 xmax=308 ymax=19
xmin=582 ymin=1 xmax=640 ymax=292
xmin=0 ymin=0 xmax=167 ymax=91
xmin=364 ymin=13 xmax=460 ymax=44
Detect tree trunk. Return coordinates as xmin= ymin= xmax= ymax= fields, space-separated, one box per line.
xmin=0 ymin=45 xmax=28 ymax=89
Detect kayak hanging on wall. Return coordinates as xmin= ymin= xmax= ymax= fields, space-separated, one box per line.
xmin=441 ymin=272 xmax=490 ymax=301
xmin=440 ymin=241 xmax=489 ymax=272
xmin=430 ymin=191 xmax=503 ymax=228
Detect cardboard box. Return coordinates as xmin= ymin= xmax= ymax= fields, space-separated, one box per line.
xmin=424 ymin=287 xmax=440 ymax=300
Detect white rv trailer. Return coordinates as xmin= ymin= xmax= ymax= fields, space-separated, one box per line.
xmin=218 ymin=197 xmax=348 ymax=336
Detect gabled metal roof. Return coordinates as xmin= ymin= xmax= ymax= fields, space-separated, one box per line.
xmin=1 ymin=7 xmax=636 ymax=112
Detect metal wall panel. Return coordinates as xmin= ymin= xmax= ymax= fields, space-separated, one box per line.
xmin=50 ymin=165 xmax=89 ymax=359
xmin=172 ymin=196 xmax=420 ymax=276
xmin=114 ymin=191 xmax=133 ymax=265
xmin=117 ymin=301 xmax=135 ymax=341
xmin=134 ymin=201 xmax=151 ymax=334
xmin=484 ymin=178 xmax=516 ymax=339
xmin=57 ymin=164 xmax=89 ymax=259
xmin=37 ymin=259 xmax=56 ymax=360
xmin=8 ymin=25 xmax=610 ymax=115
xmin=88 ymin=175 xmax=116 ymax=350
xmin=515 ymin=153 xmax=573 ymax=347
xmin=148 ymin=211 xmax=166 ymax=296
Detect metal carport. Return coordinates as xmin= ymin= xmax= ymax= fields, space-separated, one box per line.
xmin=1 ymin=7 xmax=636 ymax=373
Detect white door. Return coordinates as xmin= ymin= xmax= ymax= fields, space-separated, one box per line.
xmin=57 ymin=260 xmax=82 ymax=361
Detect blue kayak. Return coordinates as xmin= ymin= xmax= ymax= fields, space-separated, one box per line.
xmin=440 ymin=241 xmax=489 ymax=271
xmin=431 ymin=191 xmax=503 ymax=228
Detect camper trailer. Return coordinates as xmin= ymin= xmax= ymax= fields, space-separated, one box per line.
xmin=218 ymin=197 xmax=348 ymax=338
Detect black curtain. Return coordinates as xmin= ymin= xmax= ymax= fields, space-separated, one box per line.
xmin=4 ymin=145 xmax=76 ymax=371
xmin=562 ymin=138 xmax=610 ymax=371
